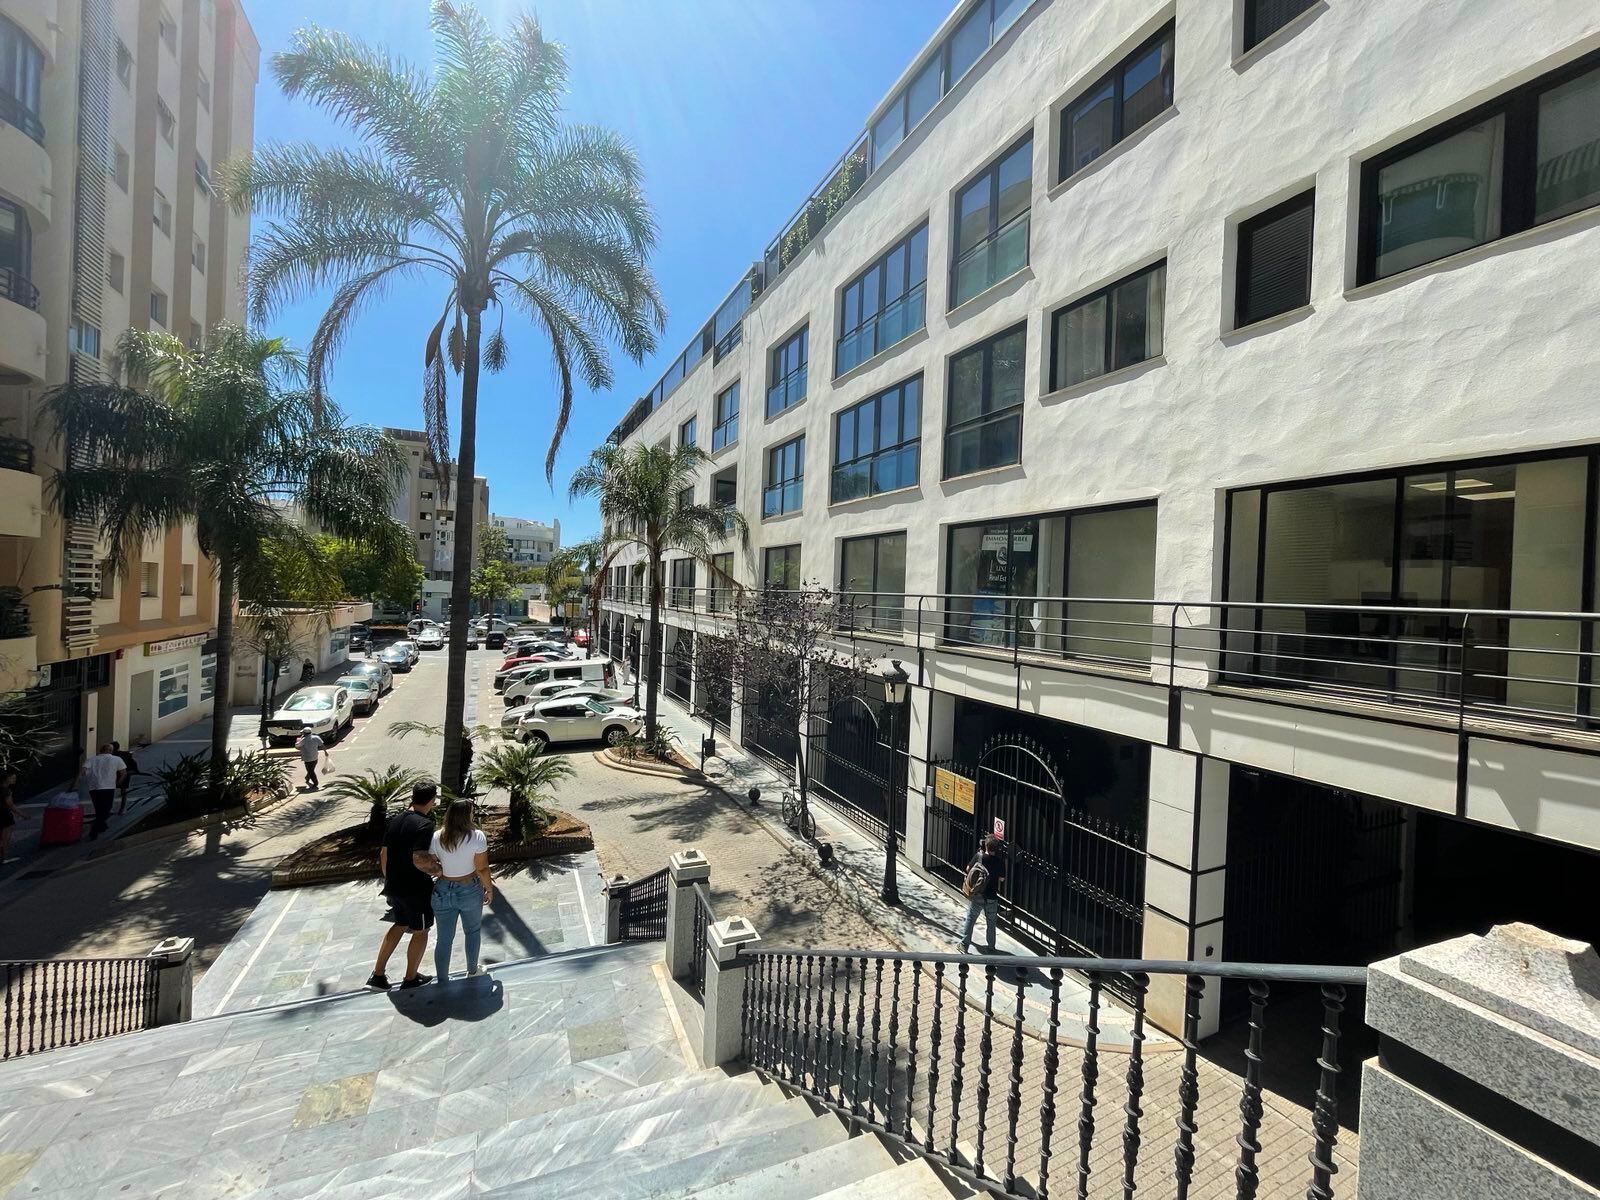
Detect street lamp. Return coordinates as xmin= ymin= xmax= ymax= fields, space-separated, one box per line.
xmin=874 ymin=658 xmax=911 ymax=906
xmin=630 ymin=616 xmax=644 ymax=707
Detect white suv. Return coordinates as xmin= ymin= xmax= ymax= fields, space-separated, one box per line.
xmin=516 ymin=697 xmax=642 ymax=751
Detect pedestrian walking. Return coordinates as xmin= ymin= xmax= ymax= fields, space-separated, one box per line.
xmin=1 ymin=769 xmax=26 ymax=863
xmin=429 ymin=797 xmax=492 ymax=981
xmin=76 ymin=744 xmax=125 ymax=840
xmin=958 ymin=834 xmax=1007 ymax=954
xmin=110 ymin=741 xmax=142 ymax=815
xmin=300 ymin=659 xmax=315 ymax=684
xmin=296 ymin=726 xmax=329 ymax=791
xmin=368 ymin=781 xmax=441 ymax=990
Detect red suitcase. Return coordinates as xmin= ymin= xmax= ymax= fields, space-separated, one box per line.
xmin=39 ymin=804 xmax=84 ymax=846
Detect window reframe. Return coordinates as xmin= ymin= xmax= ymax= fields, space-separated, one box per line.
xmin=763 ymin=434 xmax=805 ymax=518
xmin=1235 ymin=189 xmax=1315 ymax=329
xmin=1048 ymin=258 xmax=1167 ymax=390
xmin=767 ymin=325 xmax=809 ymax=418
xmin=832 ymin=375 xmax=922 ymax=504
xmin=1057 ymin=20 xmax=1176 ymax=183
xmin=836 ymin=223 xmax=929 ymax=377
xmin=942 ymin=322 xmax=1027 ymax=480
xmin=950 ymin=132 xmax=1034 ymax=308
xmin=712 ymin=382 xmax=740 ymax=451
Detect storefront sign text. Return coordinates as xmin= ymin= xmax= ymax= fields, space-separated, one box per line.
xmin=933 ymin=766 xmax=976 ymax=814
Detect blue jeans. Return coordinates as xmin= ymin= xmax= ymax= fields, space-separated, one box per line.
xmin=960 ymin=897 xmax=997 ymax=954
xmin=432 ymin=879 xmax=484 ymax=979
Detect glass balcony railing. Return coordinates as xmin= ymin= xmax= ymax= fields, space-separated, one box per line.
xmin=835 ymin=283 xmax=926 ymax=376
xmin=766 ymin=365 xmax=808 ymax=418
xmin=951 ymin=211 xmax=1029 ymax=308
xmin=830 ymin=444 xmax=919 ymax=504
xmin=762 ymin=479 xmax=802 ymax=518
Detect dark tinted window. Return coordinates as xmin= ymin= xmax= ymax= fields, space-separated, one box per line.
xmin=1059 ymin=23 xmax=1174 ymax=179
xmin=1244 ymin=0 xmax=1316 ymax=52
xmin=1236 ymin=191 xmax=1314 ymax=327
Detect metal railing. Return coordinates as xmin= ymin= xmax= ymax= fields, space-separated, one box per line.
xmin=0 ymin=91 xmax=44 ymax=144
xmin=0 ymin=265 xmax=40 ymax=311
xmin=740 ymin=947 xmax=1365 ymax=1200
xmin=3 ymin=957 xmax=161 ymax=1060
xmin=766 ymin=364 xmax=808 ymax=419
xmin=616 ymin=867 xmax=669 ymax=941
xmin=690 ymin=881 xmax=715 ymax=998
xmin=951 ymin=210 xmax=1030 ymax=308
xmin=599 ymin=586 xmax=1600 ymax=730
xmin=0 ymin=434 xmax=32 ymax=472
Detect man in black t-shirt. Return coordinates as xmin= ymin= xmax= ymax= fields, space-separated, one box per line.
xmin=959 ymin=834 xmax=1008 ymax=954
xmin=367 ymin=781 xmax=442 ymax=989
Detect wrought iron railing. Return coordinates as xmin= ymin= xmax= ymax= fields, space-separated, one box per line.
xmin=599 ymin=586 xmax=1600 ymax=730
xmin=0 ymin=265 xmax=40 ymax=311
xmin=740 ymin=947 xmax=1365 ymax=1200
xmin=2 ymin=956 xmax=161 ymax=1060
xmin=690 ymin=881 xmax=714 ymax=999
xmin=0 ymin=91 xmax=44 ymax=145
xmin=616 ymin=867 xmax=669 ymax=941
xmin=0 ymin=434 xmax=33 ymax=472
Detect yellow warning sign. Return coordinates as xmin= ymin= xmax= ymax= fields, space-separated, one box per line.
xmin=934 ymin=767 xmax=976 ymax=813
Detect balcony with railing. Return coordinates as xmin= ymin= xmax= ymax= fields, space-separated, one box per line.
xmin=0 ymin=435 xmax=39 ymax=540
xmin=950 ymin=209 xmax=1029 ymax=307
xmin=765 ymin=363 xmax=807 ymax=419
xmin=835 ymin=283 xmax=926 ymax=377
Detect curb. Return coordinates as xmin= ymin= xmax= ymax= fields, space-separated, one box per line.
xmin=591 ymin=749 xmax=705 ymax=782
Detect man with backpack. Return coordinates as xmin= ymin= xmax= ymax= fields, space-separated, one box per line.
xmin=959 ymin=834 xmax=1007 ymax=954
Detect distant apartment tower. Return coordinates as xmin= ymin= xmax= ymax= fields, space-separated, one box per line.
xmin=0 ymin=0 xmax=259 ymax=791
xmin=489 ymin=514 xmax=560 ymax=567
xmin=383 ymin=427 xmax=490 ymax=618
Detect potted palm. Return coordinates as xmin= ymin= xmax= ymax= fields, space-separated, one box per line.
xmin=474 ymin=743 xmax=575 ymax=842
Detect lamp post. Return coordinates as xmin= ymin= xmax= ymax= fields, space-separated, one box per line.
xmin=630 ymin=616 xmax=644 ymax=707
xmin=876 ymin=658 xmax=911 ymax=906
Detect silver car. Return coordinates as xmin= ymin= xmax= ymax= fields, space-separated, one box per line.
xmin=500 ymin=684 xmax=630 ymax=727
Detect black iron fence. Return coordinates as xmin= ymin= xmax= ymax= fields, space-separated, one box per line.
xmin=0 ymin=265 xmax=39 ymax=312
xmin=740 ymin=947 xmax=1365 ymax=1200
xmin=0 ymin=434 xmax=33 ymax=472
xmin=690 ymin=882 xmax=713 ymax=999
xmin=2 ymin=957 xmax=161 ymax=1060
xmin=615 ymin=868 xmax=669 ymax=941
xmin=602 ymin=587 xmax=1600 ymax=730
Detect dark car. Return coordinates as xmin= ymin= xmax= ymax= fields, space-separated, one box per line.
xmin=486 ymin=630 xmax=507 ymax=650
xmin=379 ymin=644 xmax=413 ymax=672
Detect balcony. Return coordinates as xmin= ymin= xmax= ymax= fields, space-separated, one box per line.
xmin=0 ymin=436 xmax=40 ymax=537
xmin=835 ymin=283 xmax=925 ymax=376
xmin=0 ymin=267 xmax=43 ymax=383
xmin=0 ymin=584 xmax=35 ymax=692
xmin=765 ymin=364 xmax=807 ymax=419
xmin=950 ymin=210 xmax=1029 ymax=307
xmin=0 ymin=109 xmax=49 ymax=225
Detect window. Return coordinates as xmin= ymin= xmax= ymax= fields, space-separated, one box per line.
xmin=764 ymin=544 xmax=801 ymax=590
xmin=0 ymin=198 xmax=32 ymax=303
xmin=1236 ymin=190 xmax=1314 ymax=327
xmin=195 ymin=155 xmax=211 ymax=196
xmin=947 ymin=2 xmax=989 ymax=85
xmin=189 ymin=320 xmax=202 ymax=348
xmin=677 ymin=486 xmax=693 ymax=511
xmin=712 ymin=382 xmax=739 ymax=451
xmin=154 ymin=190 xmax=172 ymax=235
xmin=713 ymin=273 xmax=754 ymax=362
xmin=158 ymin=9 xmax=176 ymax=53
xmin=1359 ymin=55 xmax=1600 ymax=283
xmin=197 ymin=70 xmax=211 ymax=111
xmin=157 ymin=98 xmax=175 ymax=146
xmin=1050 ymin=260 xmax=1166 ymax=389
xmin=833 ymin=376 xmax=920 ymax=503
xmin=149 ymin=289 xmax=168 ymax=327
xmin=191 ymin=236 xmax=208 ymax=274
xmin=678 ymin=415 xmax=697 ymax=448
xmin=0 ymin=15 xmax=45 ymax=143
xmin=107 ymin=251 xmax=125 ymax=293
xmin=1243 ymin=0 xmax=1316 ymax=52
xmin=944 ymin=324 xmax=1025 ymax=478
xmin=767 ymin=326 xmax=808 ymax=418
xmin=1059 ymin=22 xmax=1175 ymax=180
xmin=952 ymin=134 xmax=1032 ymax=306
xmin=111 ymin=144 xmax=130 ymax=192
xmin=200 ymin=653 xmax=217 ymax=703
xmin=115 ymin=38 xmax=133 ymax=87
xmin=419 ymin=490 xmax=433 ymax=500
xmin=713 ymin=468 xmax=738 ymax=532
xmin=96 ymin=560 xmax=116 ymax=600
xmin=837 ymin=223 xmax=928 ymax=376
xmin=140 ymin=562 xmax=159 ymax=597
xmin=69 ymin=321 xmax=101 ymax=358
xmin=839 ymin=532 xmax=907 ymax=632
xmin=180 ymin=564 xmax=195 ymax=596
xmin=669 ymin=558 xmax=696 ymax=608
xmin=158 ymin=663 xmax=189 ymax=718
xmin=764 ymin=435 xmax=804 ymax=517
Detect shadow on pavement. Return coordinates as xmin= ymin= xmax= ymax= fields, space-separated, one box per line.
xmin=387 ymin=975 xmax=506 ymax=1027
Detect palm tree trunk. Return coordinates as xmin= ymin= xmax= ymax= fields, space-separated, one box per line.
xmin=441 ymin=309 xmax=483 ymax=793
xmin=644 ymin=551 xmax=663 ymax=739
xmin=209 ymin=555 xmax=236 ymax=788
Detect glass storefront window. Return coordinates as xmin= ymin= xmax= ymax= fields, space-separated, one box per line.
xmin=158 ymin=664 xmax=190 ymax=718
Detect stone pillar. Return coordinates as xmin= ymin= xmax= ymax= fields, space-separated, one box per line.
xmin=902 ymin=684 xmax=937 ymax=872
xmin=1140 ymin=748 xmax=1229 ymax=1039
xmin=147 ymin=936 xmax=194 ymax=1027
xmin=1359 ymin=924 xmax=1600 ymax=1200
xmin=665 ymin=848 xmax=710 ymax=981
xmin=603 ymin=874 xmax=629 ymax=944
xmin=701 ymin=916 xmax=761 ymax=1068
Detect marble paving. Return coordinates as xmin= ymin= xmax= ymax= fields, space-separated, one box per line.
xmin=193 ymin=851 xmax=608 ymax=1016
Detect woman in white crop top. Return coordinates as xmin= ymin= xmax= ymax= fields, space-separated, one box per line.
xmin=429 ymin=798 xmax=493 ymax=981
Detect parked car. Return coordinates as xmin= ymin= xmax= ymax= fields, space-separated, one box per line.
xmin=266 ymin=685 xmax=355 ymax=744
xmin=500 ymin=683 xmax=630 ymax=727
xmin=379 ymin=644 xmax=414 ymax=672
xmin=515 ymin=696 xmax=643 ymax=751
xmin=415 ymin=626 xmax=446 ymax=650
xmin=503 ymin=658 xmax=617 ymax=706
xmin=393 ymin=640 xmax=421 ymax=665
xmin=486 ymin=630 xmax=507 ymax=650
xmin=572 ymin=628 xmax=590 ymax=647
xmin=407 ymin=618 xmax=443 ymax=638
xmin=493 ymin=654 xmax=561 ymax=689
xmin=350 ymin=625 xmax=370 ymax=652
xmin=344 ymin=659 xmax=394 ymax=694
xmin=337 ymin=675 xmax=381 ymax=715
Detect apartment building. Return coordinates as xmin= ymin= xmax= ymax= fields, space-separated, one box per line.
xmin=383 ymin=427 xmax=490 ymax=619
xmin=598 ymin=0 xmax=1600 ymax=1034
xmin=490 ymin=514 xmax=560 ymax=568
xmin=0 ymin=0 xmax=258 ymax=790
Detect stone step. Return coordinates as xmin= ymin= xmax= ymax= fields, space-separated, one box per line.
xmin=812 ymin=1157 xmax=955 ymax=1199
xmin=505 ymin=1068 xmax=771 ymax=1142
xmin=484 ymin=1112 xmax=852 ymax=1199
xmin=473 ymin=1095 xmax=819 ymax=1193
xmin=685 ymin=1128 xmax=900 ymax=1200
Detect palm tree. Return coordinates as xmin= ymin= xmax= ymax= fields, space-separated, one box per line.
xmin=546 ymin=537 xmax=605 ymax=656
xmin=220 ymin=2 xmax=666 ymax=791
xmin=323 ymin=765 xmax=432 ymax=843
xmin=474 ymin=742 xmax=574 ymax=840
xmin=45 ymin=325 xmax=409 ymax=786
xmin=569 ymin=442 xmax=746 ymax=738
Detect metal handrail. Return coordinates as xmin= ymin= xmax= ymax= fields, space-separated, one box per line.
xmin=2 ymin=956 xmax=161 ymax=1060
xmin=0 ymin=265 xmax=40 ymax=311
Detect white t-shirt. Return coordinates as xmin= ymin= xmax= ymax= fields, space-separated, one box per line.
xmin=83 ymin=753 xmax=123 ymax=791
xmin=429 ymin=828 xmax=487 ymax=878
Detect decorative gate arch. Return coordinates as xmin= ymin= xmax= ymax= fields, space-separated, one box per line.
xmin=807 ymin=691 xmax=907 ymax=846
xmin=925 ymin=733 xmax=1146 ymax=967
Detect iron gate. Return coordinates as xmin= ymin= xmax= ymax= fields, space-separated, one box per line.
xmin=616 ymin=868 xmax=669 ymax=940
xmin=806 ymin=692 xmax=907 ymax=845
xmin=741 ymin=677 xmax=800 ymax=777
xmin=924 ymin=734 xmax=1146 ymax=969
xmin=665 ymin=629 xmax=694 ymax=706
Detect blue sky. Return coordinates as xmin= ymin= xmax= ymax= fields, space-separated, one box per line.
xmin=248 ymin=0 xmax=950 ymax=542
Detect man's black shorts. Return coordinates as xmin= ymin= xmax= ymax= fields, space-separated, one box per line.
xmin=381 ymin=892 xmax=434 ymax=932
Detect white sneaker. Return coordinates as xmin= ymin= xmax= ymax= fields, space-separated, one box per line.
xmin=468 ymin=966 xmax=488 ymax=977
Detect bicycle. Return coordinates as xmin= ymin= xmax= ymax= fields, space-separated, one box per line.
xmin=780 ymin=788 xmax=815 ymax=840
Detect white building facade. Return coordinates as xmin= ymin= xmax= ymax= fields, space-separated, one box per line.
xmin=597 ymin=0 xmax=1600 ymax=1034
xmin=489 ymin=514 xmax=560 ymax=568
